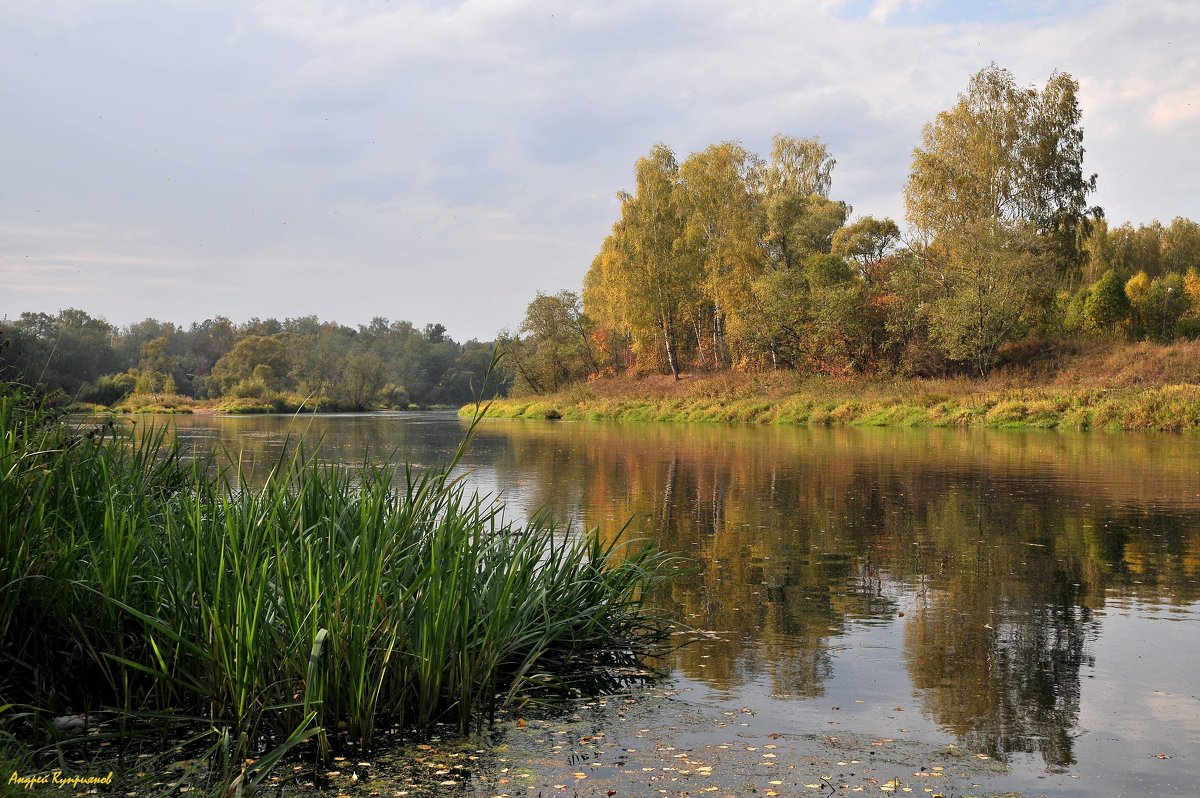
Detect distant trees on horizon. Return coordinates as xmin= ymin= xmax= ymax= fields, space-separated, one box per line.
xmin=0 ymin=311 xmax=506 ymax=409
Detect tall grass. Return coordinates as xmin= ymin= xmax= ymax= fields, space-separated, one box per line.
xmin=0 ymin=386 xmax=672 ymax=794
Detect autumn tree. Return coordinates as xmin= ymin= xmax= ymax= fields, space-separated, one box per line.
xmin=763 ymin=136 xmax=846 ymax=269
xmin=1125 ymin=271 xmax=1189 ymax=342
xmin=906 ymin=64 xmax=1099 ymax=283
xmin=905 ymin=65 xmax=1097 ymax=371
xmin=584 ymin=144 xmax=699 ymax=378
xmin=743 ymin=268 xmax=809 ymax=368
xmin=678 ymin=142 xmax=767 ymax=367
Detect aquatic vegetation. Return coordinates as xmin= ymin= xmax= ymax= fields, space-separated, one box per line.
xmin=0 ymin=387 xmax=672 ymax=794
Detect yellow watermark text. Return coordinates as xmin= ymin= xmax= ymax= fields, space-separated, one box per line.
xmin=8 ymin=770 xmax=114 ymax=790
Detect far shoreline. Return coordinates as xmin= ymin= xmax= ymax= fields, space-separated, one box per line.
xmin=461 ymin=341 xmax=1200 ymax=434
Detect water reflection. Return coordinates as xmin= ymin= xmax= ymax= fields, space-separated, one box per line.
xmin=471 ymin=421 xmax=1200 ymax=770
xmin=156 ymin=413 xmax=1200 ymax=772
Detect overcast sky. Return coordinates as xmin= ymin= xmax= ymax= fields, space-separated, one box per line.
xmin=2 ymin=0 xmax=1197 ymax=341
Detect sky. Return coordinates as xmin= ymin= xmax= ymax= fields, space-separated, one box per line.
xmin=2 ymin=0 xmax=1198 ymax=342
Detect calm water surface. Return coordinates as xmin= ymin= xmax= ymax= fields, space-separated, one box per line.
xmin=160 ymin=411 xmax=1200 ymax=796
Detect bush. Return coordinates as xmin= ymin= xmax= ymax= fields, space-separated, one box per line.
xmin=77 ymin=371 xmax=137 ymax=405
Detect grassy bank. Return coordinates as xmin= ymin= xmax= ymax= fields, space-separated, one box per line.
xmin=467 ymin=341 xmax=1200 ymax=432
xmin=0 ymin=389 xmax=672 ymax=795
xmin=66 ymin=393 xmax=442 ymax=415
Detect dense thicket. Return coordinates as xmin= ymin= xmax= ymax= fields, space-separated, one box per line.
xmin=505 ymin=65 xmax=1200 ymax=390
xmin=0 ymin=312 xmax=505 ymax=410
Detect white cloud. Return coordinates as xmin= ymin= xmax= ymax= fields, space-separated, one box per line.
xmin=867 ymin=0 xmax=926 ymax=24
xmin=1 ymin=0 xmax=1198 ymax=335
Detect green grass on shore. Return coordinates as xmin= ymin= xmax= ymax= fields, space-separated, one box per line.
xmin=466 ymin=383 xmax=1200 ymax=432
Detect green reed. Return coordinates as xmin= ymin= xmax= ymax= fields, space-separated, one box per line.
xmin=0 ymin=386 xmax=672 ymax=794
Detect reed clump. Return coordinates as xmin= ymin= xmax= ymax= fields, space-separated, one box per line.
xmin=0 ymin=387 xmax=672 ymax=794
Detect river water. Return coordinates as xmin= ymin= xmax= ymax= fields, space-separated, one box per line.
xmin=160 ymin=410 xmax=1200 ymax=797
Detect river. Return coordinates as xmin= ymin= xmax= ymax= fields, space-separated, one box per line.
xmin=158 ymin=410 xmax=1200 ymax=797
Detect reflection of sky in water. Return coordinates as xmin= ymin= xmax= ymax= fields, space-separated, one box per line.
xmin=150 ymin=411 xmax=1200 ymax=796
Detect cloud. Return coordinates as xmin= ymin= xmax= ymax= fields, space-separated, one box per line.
xmin=867 ymin=0 xmax=926 ymax=24
xmin=1 ymin=0 xmax=1198 ymax=337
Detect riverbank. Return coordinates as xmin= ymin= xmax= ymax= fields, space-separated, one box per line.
xmin=465 ymin=340 xmax=1200 ymax=432
xmin=66 ymin=395 xmax=458 ymax=415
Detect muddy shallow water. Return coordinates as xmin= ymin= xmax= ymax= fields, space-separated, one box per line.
xmin=157 ymin=411 xmax=1200 ymax=797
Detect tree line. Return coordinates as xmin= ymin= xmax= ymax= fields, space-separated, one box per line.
xmin=502 ymin=65 xmax=1200 ymax=393
xmin=0 ymin=311 xmax=505 ymax=410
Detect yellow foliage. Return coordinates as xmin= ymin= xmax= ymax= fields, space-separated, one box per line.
xmin=1124 ymin=270 xmax=1150 ymax=306
xmin=1185 ymin=267 xmax=1200 ymax=318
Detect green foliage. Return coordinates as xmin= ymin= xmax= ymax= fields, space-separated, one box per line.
xmin=503 ymin=291 xmax=596 ymax=395
xmin=804 ymin=252 xmax=854 ymax=288
xmin=925 ymin=221 xmax=1046 ymax=375
xmin=903 ymin=66 xmax=1102 ymax=371
xmin=0 ymin=312 xmax=503 ymax=412
xmin=832 ymin=216 xmax=902 ymax=283
xmin=1081 ymin=269 xmax=1131 ymax=335
xmin=744 ymin=267 xmax=810 ymax=368
xmin=0 ymin=309 xmax=121 ymax=396
xmin=77 ymin=371 xmax=137 ymax=405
